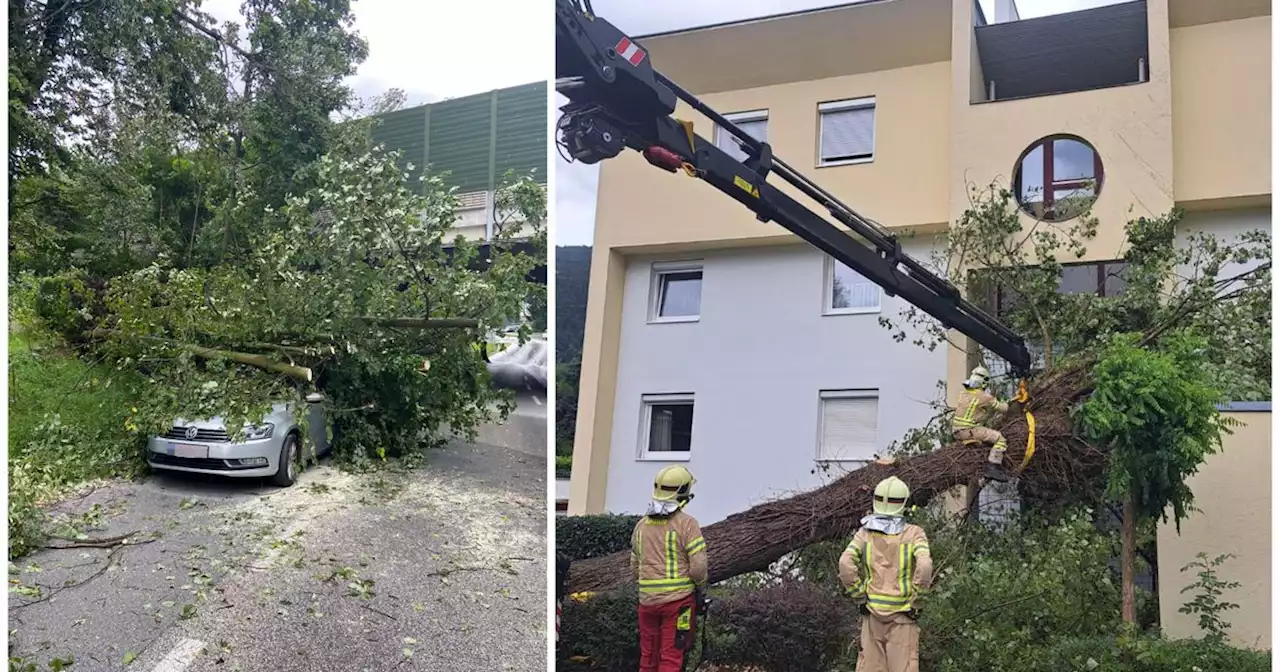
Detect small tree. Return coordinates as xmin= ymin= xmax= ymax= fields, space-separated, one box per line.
xmin=1079 ymin=332 xmax=1234 ymax=623
xmin=881 ymin=183 xmax=1268 ymax=624
xmin=1178 ymin=551 xmax=1242 ymax=642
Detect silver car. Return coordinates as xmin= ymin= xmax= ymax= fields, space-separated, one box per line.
xmin=147 ymin=393 xmax=331 ymax=487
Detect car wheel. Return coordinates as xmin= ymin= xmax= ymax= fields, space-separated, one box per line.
xmin=270 ymin=433 xmax=301 ymax=487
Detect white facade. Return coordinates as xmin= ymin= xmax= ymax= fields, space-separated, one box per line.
xmin=603 ymin=238 xmax=950 ymax=524
xmin=595 ymin=208 xmax=1269 ymax=524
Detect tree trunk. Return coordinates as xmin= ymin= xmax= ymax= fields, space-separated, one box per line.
xmin=1121 ymin=494 xmax=1137 ymax=624
xmin=89 ymin=330 xmax=313 ymax=382
xmin=568 ymin=372 xmax=1107 ymax=593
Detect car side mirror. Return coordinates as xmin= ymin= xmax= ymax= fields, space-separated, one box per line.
xmin=305 ymin=393 xmax=324 ymax=404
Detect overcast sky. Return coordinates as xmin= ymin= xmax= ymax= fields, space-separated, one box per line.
xmin=555 ymin=0 xmax=1128 ymax=246
xmin=202 ymin=0 xmax=548 ymax=107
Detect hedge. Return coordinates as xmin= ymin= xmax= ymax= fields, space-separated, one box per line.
xmin=556 ymin=513 xmax=642 ymax=562
xmin=557 ymin=582 xmax=856 ymax=672
xmin=558 ymin=586 xmax=1271 ymax=672
xmin=555 ymin=508 xmax=1272 ymax=672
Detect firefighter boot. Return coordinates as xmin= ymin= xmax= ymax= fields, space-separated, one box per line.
xmin=984 ymin=446 xmax=1010 ymax=483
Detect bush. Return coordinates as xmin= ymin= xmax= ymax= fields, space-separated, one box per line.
xmin=711 ymin=583 xmax=855 ymax=671
xmin=555 ymin=454 xmax=572 ymax=479
xmin=558 ymin=582 xmax=855 ymax=672
xmin=8 ymin=329 xmax=146 ymax=558
xmin=1043 ymin=635 xmax=1270 ymax=672
xmin=916 ymin=508 xmax=1125 ymax=672
xmin=558 ymin=590 xmax=639 ymax=671
xmin=556 ymin=513 xmax=642 ymax=562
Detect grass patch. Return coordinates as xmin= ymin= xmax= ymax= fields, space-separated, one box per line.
xmin=9 ymin=328 xmax=147 ymax=558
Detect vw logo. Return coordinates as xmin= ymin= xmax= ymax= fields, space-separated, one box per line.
xmin=184 ymin=426 xmax=199 ymax=441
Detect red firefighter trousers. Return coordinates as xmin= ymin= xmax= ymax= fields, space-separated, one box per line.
xmin=638 ymin=594 xmax=697 ymax=672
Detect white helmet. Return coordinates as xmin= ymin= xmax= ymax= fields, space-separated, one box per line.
xmin=964 ymin=365 xmax=990 ymax=389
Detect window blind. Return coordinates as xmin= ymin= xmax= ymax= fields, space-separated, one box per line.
xmin=820 ymin=105 xmax=875 ymax=162
xmin=820 ymin=395 xmax=878 ymax=460
xmin=716 ymin=117 xmax=767 ymax=163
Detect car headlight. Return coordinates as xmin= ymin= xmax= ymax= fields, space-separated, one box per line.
xmin=245 ymin=423 xmax=275 ymax=440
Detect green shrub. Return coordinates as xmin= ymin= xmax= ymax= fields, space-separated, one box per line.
xmin=558 ymin=583 xmax=856 ymax=672
xmin=31 ymin=271 xmax=97 ymax=339
xmin=1043 ymin=634 xmax=1270 ymax=672
xmin=556 ymin=513 xmax=642 ymax=562
xmin=711 ymin=583 xmax=855 ymax=672
xmin=1178 ymin=552 xmax=1241 ymax=642
xmin=555 ymin=454 xmax=572 ymax=479
xmin=558 ymin=590 xmax=639 ymax=671
xmin=917 ymin=509 xmax=1125 ymax=672
xmin=8 ymin=329 xmax=146 ymax=558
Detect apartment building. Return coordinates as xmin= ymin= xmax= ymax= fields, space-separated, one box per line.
xmin=370 ymin=80 xmax=547 ymax=243
xmin=568 ymin=0 xmax=1269 ymax=647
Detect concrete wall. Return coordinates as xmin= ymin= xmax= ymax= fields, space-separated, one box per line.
xmin=601 ymin=240 xmax=948 ymax=522
xmin=1157 ymin=407 xmax=1270 ymax=649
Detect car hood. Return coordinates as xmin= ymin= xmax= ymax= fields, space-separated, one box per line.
xmin=171 ymin=402 xmax=294 ymax=429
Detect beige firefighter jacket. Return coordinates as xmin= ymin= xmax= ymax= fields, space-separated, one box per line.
xmin=630 ymin=509 xmax=708 ymax=606
xmin=952 ymin=388 xmax=1008 ymax=430
xmin=838 ymin=522 xmax=933 ymax=616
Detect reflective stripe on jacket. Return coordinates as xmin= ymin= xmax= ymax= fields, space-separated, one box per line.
xmin=952 ymin=388 xmax=1007 ymax=429
xmin=630 ymin=509 xmax=708 ymax=606
xmin=838 ymin=522 xmax=933 ymax=615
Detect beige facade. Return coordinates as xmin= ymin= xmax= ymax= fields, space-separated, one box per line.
xmin=568 ymin=0 xmax=1271 ymax=591
xmin=1157 ymin=408 xmax=1271 ymax=649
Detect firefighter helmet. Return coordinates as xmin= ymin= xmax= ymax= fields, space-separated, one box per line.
xmin=652 ymin=465 xmax=696 ymax=502
xmin=872 ymin=476 xmax=910 ymax=516
xmin=964 ymin=365 xmax=991 ymax=389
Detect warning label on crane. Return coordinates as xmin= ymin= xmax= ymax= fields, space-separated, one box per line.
xmin=614 ymin=37 xmax=647 ymax=67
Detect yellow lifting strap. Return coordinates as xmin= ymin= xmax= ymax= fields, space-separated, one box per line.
xmin=672 ymin=118 xmax=700 ymax=177
xmin=1013 ymin=379 xmax=1037 ymax=472
xmin=676 ymin=118 xmax=697 ymax=154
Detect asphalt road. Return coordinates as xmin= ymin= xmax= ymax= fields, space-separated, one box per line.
xmin=9 ymin=395 xmax=547 ymax=672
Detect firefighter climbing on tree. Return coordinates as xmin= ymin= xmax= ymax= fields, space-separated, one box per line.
xmin=631 ymin=465 xmax=708 ymax=672
xmin=840 ymin=476 xmax=933 ymax=672
xmin=952 ymin=365 xmax=1017 ymax=482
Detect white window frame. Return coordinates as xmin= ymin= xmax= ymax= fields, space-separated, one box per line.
xmin=817 ymin=96 xmax=877 ymax=167
xmin=823 ymin=255 xmax=881 ymax=315
xmin=816 ymin=389 xmax=880 ymax=463
xmin=714 ymin=110 xmax=768 ymax=162
xmin=648 ymin=260 xmax=704 ymax=324
xmin=638 ymin=393 xmax=696 ymax=461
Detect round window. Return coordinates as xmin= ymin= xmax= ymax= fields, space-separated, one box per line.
xmin=1011 ymin=135 xmax=1103 ymax=222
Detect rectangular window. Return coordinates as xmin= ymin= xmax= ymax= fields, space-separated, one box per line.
xmin=818 ymin=97 xmax=876 ymax=166
xmin=649 ymin=261 xmax=704 ymax=323
xmin=1058 ymin=261 xmax=1128 ymax=297
xmin=825 ymin=256 xmax=881 ymax=314
xmin=714 ymin=110 xmax=768 ymax=163
xmin=640 ymin=393 xmax=695 ymax=460
xmin=818 ymin=390 xmax=879 ymax=462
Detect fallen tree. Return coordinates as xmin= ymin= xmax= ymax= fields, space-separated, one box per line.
xmin=568 ymin=365 xmax=1107 ymax=592
xmin=25 ymin=119 xmax=547 ymax=463
xmin=569 ymin=187 xmax=1269 ymax=599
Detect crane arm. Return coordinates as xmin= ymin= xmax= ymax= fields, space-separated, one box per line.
xmin=554 ymin=0 xmax=1032 ymax=375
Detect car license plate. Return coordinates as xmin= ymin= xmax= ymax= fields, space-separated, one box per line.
xmin=168 ymin=443 xmax=208 ymax=459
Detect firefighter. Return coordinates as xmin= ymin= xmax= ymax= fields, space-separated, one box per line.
xmin=839 ymin=476 xmax=933 ymax=672
xmin=631 ymin=465 xmax=708 ymax=672
xmin=952 ymin=365 xmax=1012 ymax=482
